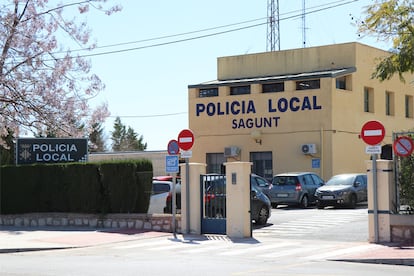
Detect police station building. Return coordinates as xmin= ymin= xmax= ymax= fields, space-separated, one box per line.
xmin=187 ymin=42 xmax=414 ymax=181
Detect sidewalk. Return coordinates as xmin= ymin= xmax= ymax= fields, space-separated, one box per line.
xmin=0 ymin=226 xmax=413 ymax=266
xmin=335 ymin=242 xmax=414 ymax=266
xmin=0 ymin=226 xmax=170 ymax=253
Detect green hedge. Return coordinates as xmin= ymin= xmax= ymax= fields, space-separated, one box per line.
xmin=0 ymin=160 xmax=153 ymax=214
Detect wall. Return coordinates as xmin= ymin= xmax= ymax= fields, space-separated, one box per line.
xmin=0 ymin=213 xmax=180 ymax=233
xmin=366 ymin=160 xmax=414 ymax=245
xmin=217 ymin=43 xmax=357 ymax=80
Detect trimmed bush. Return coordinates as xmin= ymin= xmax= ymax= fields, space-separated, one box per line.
xmin=0 ymin=160 xmax=153 ymax=214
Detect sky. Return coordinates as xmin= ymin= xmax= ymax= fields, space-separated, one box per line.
xmin=78 ymin=0 xmax=389 ymax=151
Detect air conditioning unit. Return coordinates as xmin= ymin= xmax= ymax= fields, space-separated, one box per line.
xmin=301 ymin=144 xmax=317 ymax=154
xmin=224 ymin=146 xmax=240 ymax=157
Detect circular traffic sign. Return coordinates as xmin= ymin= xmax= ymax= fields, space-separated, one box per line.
xmin=393 ymin=136 xmax=414 ymax=157
xmin=177 ymin=129 xmax=194 ymax=151
xmin=167 ymin=139 xmax=180 ymax=155
xmin=360 ymin=120 xmax=385 ymax=145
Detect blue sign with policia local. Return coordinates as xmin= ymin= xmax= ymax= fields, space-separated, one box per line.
xmin=16 ymin=138 xmax=88 ymax=165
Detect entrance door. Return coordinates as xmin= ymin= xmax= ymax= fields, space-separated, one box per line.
xmin=200 ymin=174 xmax=226 ymax=234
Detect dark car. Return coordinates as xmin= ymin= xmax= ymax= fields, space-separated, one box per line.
xmin=314 ymin=173 xmax=367 ymax=209
xmin=203 ymin=174 xmax=271 ymax=225
xmin=251 ymin=173 xmax=273 ymax=199
xmin=269 ymin=172 xmax=325 ymax=208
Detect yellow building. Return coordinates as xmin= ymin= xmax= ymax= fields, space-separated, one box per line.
xmin=187 ymin=42 xmax=414 ymax=181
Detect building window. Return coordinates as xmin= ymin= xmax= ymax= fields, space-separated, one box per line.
xmin=250 ymin=151 xmax=273 ymax=181
xmin=262 ymin=82 xmax=284 ymax=93
xmin=335 ymin=76 xmax=351 ymax=90
xmin=405 ymin=95 xmax=413 ymax=118
xmin=296 ymin=79 xmax=320 ymax=90
xmin=385 ymin=91 xmax=395 ymax=116
xmin=230 ymin=85 xmax=250 ymax=95
xmin=199 ymin=88 xmax=218 ymax=98
xmin=206 ymin=153 xmax=226 ymax=174
xmin=364 ymin=87 xmax=374 ymax=113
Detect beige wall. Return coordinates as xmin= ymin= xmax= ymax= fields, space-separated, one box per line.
xmin=188 ymin=42 xmax=414 ymax=180
xmin=89 ymin=151 xmax=168 ymax=177
xmin=217 ymin=43 xmax=357 ymax=80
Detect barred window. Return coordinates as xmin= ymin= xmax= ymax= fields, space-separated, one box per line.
xmin=262 ymin=82 xmax=284 ymax=93
xmin=296 ymin=79 xmax=320 ymax=90
xmin=199 ymin=88 xmax=218 ymax=98
xmin=230 ymin=85 xmax=250 ymax=95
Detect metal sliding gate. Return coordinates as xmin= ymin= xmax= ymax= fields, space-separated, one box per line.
xmin=200 ymin=174 xmax=226 ymax=234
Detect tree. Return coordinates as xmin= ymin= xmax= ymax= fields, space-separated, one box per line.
xmin=89 ymin=122 xmax=106 ymax=152
xmin=398 ymin=153 xmax=414 ymax=209
xmin=111 ymin=117 xmax=126 ymax=152
xmin=111 ymin=117 xmax=147 ymax=151
xmin=0 ymin=1 xmax=121 ymax=143
xmin=0 ymin=129 xmax=15 ymax=165
xmin=357 ymin=0 xmax=414 ymax=82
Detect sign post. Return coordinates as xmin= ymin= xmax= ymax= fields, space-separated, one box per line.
xmin=166 ymin=140 xmax=180 ymax=234
xmin=360 ymin=120 xmax=385 ymax=243
xmin=177 ymin=129 xmax=194 ymax=234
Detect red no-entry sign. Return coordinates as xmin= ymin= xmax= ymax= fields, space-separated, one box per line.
xmin=177 ymin=129 xmax=194 ymax=151
xmin=360 ymin=121 xmax=385 ymax=146
xmin=393 ymin=136 xmax=414 ymax=157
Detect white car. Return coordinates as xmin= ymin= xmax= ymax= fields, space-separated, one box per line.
xmin=147 ymin=180 xmax=180 ymax=214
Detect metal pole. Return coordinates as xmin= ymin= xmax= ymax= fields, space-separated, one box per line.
xmin=372 ymin=153 xmax=379 ymax=243
xmin=392 ymin=132 xmax=400 ymax=213
xmin=185 ymin=158 xmax=190 ymax=234
xmin=172 ymin=173 xmax=176 ymax=234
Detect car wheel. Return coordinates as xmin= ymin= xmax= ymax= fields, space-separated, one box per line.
xmin=300 ymin=195 xmax=309 ymax=208
xmin=349 ymin=194 xmax=357 ymax=209
xmin=256 ymin=206 xmax=269 ymax=225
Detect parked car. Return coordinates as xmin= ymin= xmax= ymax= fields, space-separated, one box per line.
xmin=314 ymin=173 xmax=367 ymax=209
xmin=251 ymin=173 xmax=273 ymax=199
xmin=147 ymin=180 xmax=181 ymax=214
xmin=250 ymin=185 xmax=272 ymax=225
xmin=153 ymin=175 xmax=181 ymax=185
xmin=203 ymin=174 xmax=271 ymax=225
xmin=269 ymin=172 xmax=325 ymax=208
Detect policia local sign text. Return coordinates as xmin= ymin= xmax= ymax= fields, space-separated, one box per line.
xmin=16 ymin=138 xmax=88 ymax=165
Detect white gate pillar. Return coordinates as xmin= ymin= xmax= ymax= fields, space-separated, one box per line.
xmin=180 ymin=162 xmax=206 ymax=234
xmin=224 ymin=162 xmax=252 ymax=238
xmin=366 ymin=160 xmax=395 ymax=243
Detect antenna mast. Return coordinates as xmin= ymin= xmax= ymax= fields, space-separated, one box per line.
xmin=267 ymin=0 xmax=280 ymax=51
xmin=302 ymin=0 xmax=306 ymax=48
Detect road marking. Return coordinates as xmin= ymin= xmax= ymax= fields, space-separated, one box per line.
xmin=256 ymin=245 xmax=332 ymax=258
xmin=219 ymin=242 xmax=299 ymax=256
xmin=114 ymin=239 xmax=168 ymax=249
xmin=304 ymin=244 xmax=381 ymax=260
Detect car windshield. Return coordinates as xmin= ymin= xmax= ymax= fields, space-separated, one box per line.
xmin=325 ymin=175 xmax=354 ymax=186
xmin=272 ymin=176 xmax=297 ymax=185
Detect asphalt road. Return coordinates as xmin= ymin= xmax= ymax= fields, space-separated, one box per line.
xmin=254 ymin=203 xmax=369 ymax=242
xmin=1 ymin=203 xmax=413 ymax=276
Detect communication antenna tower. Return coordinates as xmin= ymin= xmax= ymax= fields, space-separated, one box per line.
xmin=302 ymin=0 xmax=306 ymax=48
xmin=267 ymin=0 xmax=280 ymax=51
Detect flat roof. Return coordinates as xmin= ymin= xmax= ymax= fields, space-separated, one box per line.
xmin=188 ymin=67 xmax=356 ymax=88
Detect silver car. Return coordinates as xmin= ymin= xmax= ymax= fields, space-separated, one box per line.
xmin=314 ymin=173 xmax=367 ymax=209
xmin=269 ymin=172 xmax=324 ymax=208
